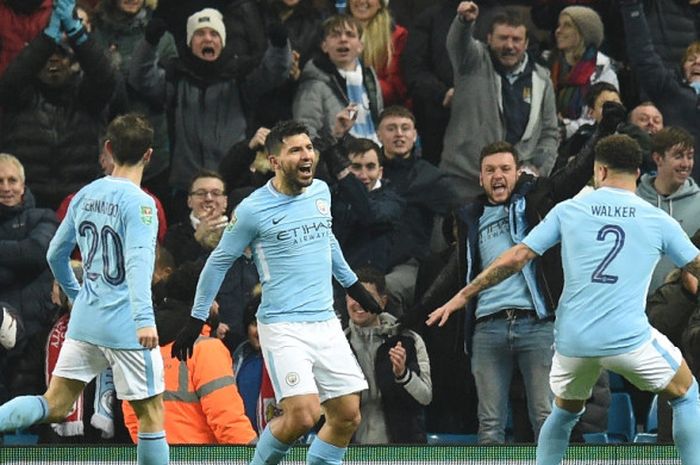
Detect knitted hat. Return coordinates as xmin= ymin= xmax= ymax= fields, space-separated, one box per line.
xmin=186 ymin=8 xmax=226 ymax=47
xmin=560 ymin=6 xmax=604 ymax=48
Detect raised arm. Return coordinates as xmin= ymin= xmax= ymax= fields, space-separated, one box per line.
xmin=446 ymin=2 xmax=483 ymax=76
xmin=426 ymin=243 xmax=537 ymax=327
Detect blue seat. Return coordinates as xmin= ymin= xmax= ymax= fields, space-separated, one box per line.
xmin=583 ymin=432 xmax=609 ymax=443
xmin=427 ymin=433 xmax=478 ymax=445
xmin=607 ymin=371 xmax=626 ymax=392
xmin=634 ymin=433 xmax=658 ymax=443
xmin=646 ymin=395 xmax=658 ymax=433
xmin=3 ymin=429 xmax=38 ymax=445
xmin=608 ymin=392 xmax=636 ymax=442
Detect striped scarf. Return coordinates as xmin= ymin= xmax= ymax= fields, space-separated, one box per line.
xmin=552 ymin=45 xmax=597 ymax=120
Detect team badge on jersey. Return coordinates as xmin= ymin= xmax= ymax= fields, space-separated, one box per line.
xmin=316 ymin=199 xmax=330 ymax=216
xmin=140 ymin=206 xmax=153 ymax=225
xmin=225 ymin=211 xmax=238 ymax=232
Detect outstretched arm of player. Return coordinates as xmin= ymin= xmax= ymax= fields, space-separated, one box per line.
xmin=426 ymin=243 xmax=537 ymax=327
xmin=173 ymin=206 xmax=255 ymax=360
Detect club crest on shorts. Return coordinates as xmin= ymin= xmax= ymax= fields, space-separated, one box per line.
xmin=285 ymin=372 xmax=300 ymax=386
xmin=316 ymin=199 xmax=330 ymax=216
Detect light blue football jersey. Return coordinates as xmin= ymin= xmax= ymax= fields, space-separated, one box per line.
xmin=476 ymin=205 xmax=534 ymax=318
xmin=191 ymin=179 xmax=358 ymax=324
xmin=47 ymin=177 xmax=158 ymax=349
xmin=522 ymin=187 xmax=699 ymax=357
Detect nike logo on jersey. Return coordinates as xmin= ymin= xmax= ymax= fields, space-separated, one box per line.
xmin=272 ymin=215 xmax=287 ymax=225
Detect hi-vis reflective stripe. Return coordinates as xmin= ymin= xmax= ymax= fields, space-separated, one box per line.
xmin=163 ymin=340 xmax=236 ymax=403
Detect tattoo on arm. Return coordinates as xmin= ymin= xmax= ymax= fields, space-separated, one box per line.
xmin=461 ymin=263 xmax=521 ymax=298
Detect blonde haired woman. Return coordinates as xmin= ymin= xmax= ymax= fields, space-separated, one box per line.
xmin=348 ymin=0 xmax=409 ymax=106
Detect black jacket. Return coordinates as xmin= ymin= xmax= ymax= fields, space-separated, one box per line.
xmin=0 ymin=189 xmax=58 ymax=337
xmin=401 ymin=0 xmax=457 ymax=164
xmin=0 ymin=34 xmax=115 ymax=210
xmin=382 ymin=150 xmax=459 ymax=267
xmin=332 ymin=175 xmax=405 ymax=273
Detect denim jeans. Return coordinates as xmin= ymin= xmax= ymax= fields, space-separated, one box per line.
xmin=471 ymin=315 xmax=554 ymax=444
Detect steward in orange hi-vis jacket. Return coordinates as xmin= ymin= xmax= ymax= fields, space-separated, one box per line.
xmin=123 ymin=298 xmax=257 ymax=444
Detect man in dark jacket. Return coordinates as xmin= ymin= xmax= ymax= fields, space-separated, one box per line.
xmin=377 ymin=105 xmax=460 ymax=310
xmin=0 ymin=0 xmax=116 ymax=210
xmin=401 ymin=0 xmax=458 ymax=165
xmin=620 ymin=0 xmax=700 ymax=182
xmin=0 ymin=153 xmax=58 ymax=403
xmin=415 ymin=102 xmax=627 ymax=444
xmin=331 ymin=137 xmax=404 ymax=274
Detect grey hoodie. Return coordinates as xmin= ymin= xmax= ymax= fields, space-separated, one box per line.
xmin=344 ymin=313 xmax=432 ymax=444
xmin=636 ymin=174 xmax=700 ymax=291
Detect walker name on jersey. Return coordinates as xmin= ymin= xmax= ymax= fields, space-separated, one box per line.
xmin=276 ymin=219 xmax=333 ymax=244
xmin=82 ymin=198 xmax=119 ymax=217
xmin=590 ymin=205 xmax=636 ymax=218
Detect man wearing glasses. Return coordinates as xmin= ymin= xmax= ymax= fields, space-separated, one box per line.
xmin=164 ymin=170 xmax=229 ymax=267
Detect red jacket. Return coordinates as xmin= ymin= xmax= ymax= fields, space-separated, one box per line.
xmin=376 ymin=24 xmax=410 ymax=107
xmin=0 ymin=0 xmax=52 ymax=76
xmin=123 ymin=334 xmax=257 ymax=444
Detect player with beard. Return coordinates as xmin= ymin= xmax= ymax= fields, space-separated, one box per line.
xmin=171 ymin=120 xmax=382 ymax=465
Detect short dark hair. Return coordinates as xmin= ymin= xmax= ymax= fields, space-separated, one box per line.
xmin=322 ymin=14 xmax=363 ymax=39
xmin=105 ymin=113 xmax=153 ymax=166
xmin=355 ymin=267 xmax=386 ymax=296
xmin=265 ymin=120 xmax=310 ymax=157
xmin=651 ymin=127 xmax=694 ymax=158
xmin=188 ymin=169 xmax=226 ymax=193
xmin=479 ymin=141 xmax=519 ymax=168
xmin=489 ymin=10 xmax=528 ymax=35
xmin=378 ymin=105 xmax=416 ymax=126
xmin=346 ymin=138 xmax=382 ymax=164
xmin=585 ymin=81 xmax=619 ymax=108
xmin=594 ymin=134 xmax=642 ymax=174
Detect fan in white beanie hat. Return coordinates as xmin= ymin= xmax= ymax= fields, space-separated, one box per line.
xmin=187 ymin=8 xmax=227 ymax=48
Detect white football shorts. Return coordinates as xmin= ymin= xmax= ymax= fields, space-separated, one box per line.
xmin=52 ymin=337 xmax=164 ymax=401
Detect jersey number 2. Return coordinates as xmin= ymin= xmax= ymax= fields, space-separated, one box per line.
xmin=591 ymin=224 xmax=625 ymax=284
xmin=79 ymin=221 xmax=126 ymax=285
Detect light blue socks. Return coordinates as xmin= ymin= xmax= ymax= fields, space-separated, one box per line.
xmin=137 ymin=431 xmax=169 ymax=465
xmin=249 ymin=426 xmax=292 ymax=465
xmin=670 ymin=378 xmax=700 ymax=465
xmin=307 ymin=436 xmax=346 ymax=465
xmin=0 ymin=395 xmax=49 ymax=431
xmin=535 ymin=401 xmax=584 ymax=465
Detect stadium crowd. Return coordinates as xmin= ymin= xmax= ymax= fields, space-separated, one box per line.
xmin=0 ymin=0 xmax=699 ymax=447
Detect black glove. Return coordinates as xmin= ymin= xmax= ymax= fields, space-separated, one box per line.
xmin=346 ymin=281 xmax=383 ymax=314
xmin=267 ymin=21 xmax=288 ymax=48
xmin=145 ymin=17 xmax=168 ymax=46
xmin=598 ymin=101 xmax=627 ymax=136
xmin=314 ymin=131 xmax=351 ymax=178
xmin=171 ymin=316 xmax=205 ymax=360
